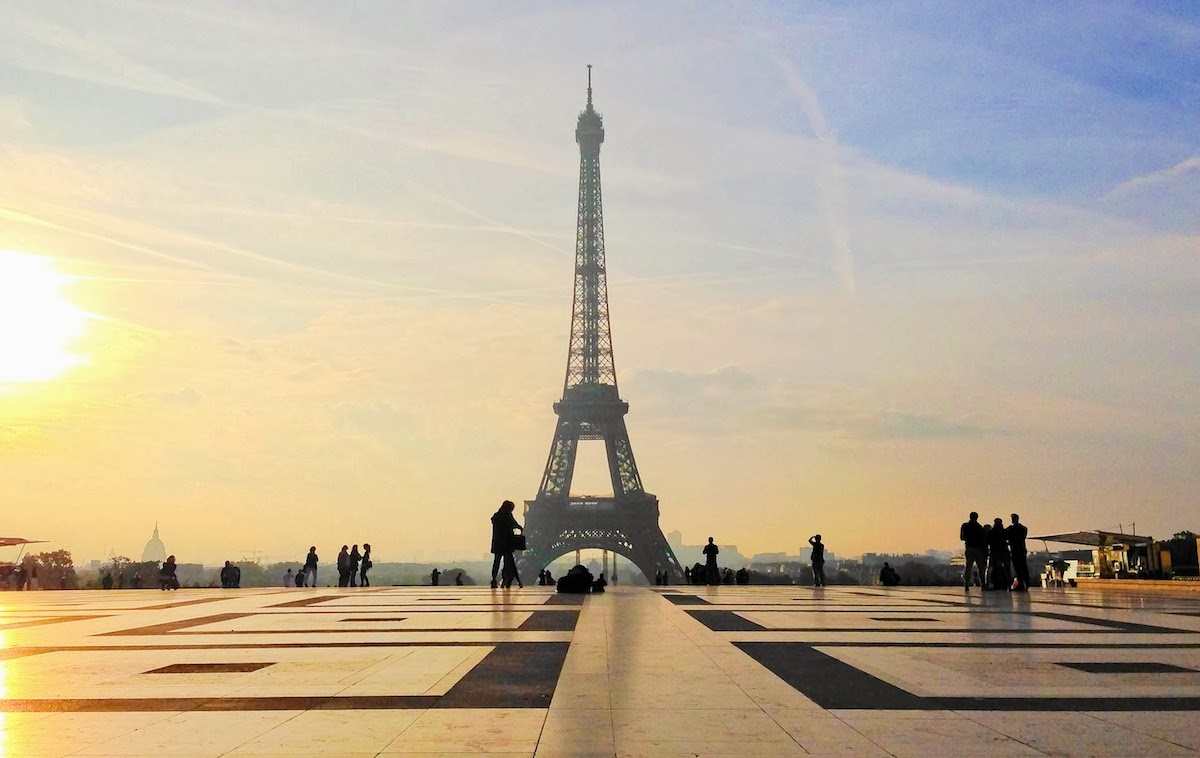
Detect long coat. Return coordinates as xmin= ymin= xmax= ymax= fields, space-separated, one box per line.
xmin=491 ymin=510 xmax=520 ymax=554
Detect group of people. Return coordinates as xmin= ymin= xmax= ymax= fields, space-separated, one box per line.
xmin=537 ymin=569 xmax=557 ymax=586
xmin=335 ymin=543 xmax=372 ymax=587
xmin=960 ymin=512 xmax=1030 ymax=591
xmin=556 ymin=564 xmax=607 ymax=593
xmin=219 ymin=560 xmax=241 ymax=588
xmin=430 ymin=568 xmax=465 ymax=586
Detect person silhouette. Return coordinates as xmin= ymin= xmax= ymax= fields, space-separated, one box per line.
xmin=431 ymin=567 xmax=441 ymax=586
xmin=960 ymin=512 xmax=987 ymax=591
xmin=348 ymin=545 xmax=361 ymax=588
xmin=336 ymin=545 xmax=350 ymax=587
xmin=304 ymin=546 xmax=319 ymax=587
xmin=360 ymin=543 xmax=372 ymax=587
xmin=1007 ymin=514 xmax=1030 ymax=591
xmin=703 ymin=537 xmax=720 ymax=585
xmin=455 ymin=572 xmax=464 ymax=586
xmin=989 ymin=517 xmax=1012 ymax=591
xmin=284 ymin=568 xmax=294 ymax=588
xmin=159 ymin=556 xmax=178 ymax=590
xmin=683 ymin=566 xmax=691 ymax=584
xmin=490 ymin=500 xmax=524 ymax=589
xmin=592 ymin=571 xmax=607 ymax=593
xmin=808 ymin=534 xmax=826 ymax=587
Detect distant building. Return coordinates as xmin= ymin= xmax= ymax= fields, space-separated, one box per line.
xmin=141 ymin=523 xmax=167 ymax=563
xmin=667 ymin=530 xmax=750 ymax=567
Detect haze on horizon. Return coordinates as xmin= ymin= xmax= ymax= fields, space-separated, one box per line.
xmin=1 ymin=2 xmax=1197 ymax=566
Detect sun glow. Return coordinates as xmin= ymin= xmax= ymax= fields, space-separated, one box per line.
xmin=0 ymin=251 xmax=91 ymax=383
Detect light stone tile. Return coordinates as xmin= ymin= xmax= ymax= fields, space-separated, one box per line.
xmin=74 ymin=711 xmax=302 ymax=756
xmin=1083 ymin=711 xmax=1200 ymax=751
xmin=842 ymin=713 xmax=1044 ymax=757
xmin=962 ymin=711 xmax=1196 ymax=757
xmin=611 ymin=708 xmax=797 ymax=750
xmin=766 ymin=711 xmax=891 ymax=755
xmin=380 ymin=707 xmax=547 ymax=754
xmin=228 ymin=709 xmax=425 ymax=754
xmin=537 ymin=708 xmax=615 ymax=754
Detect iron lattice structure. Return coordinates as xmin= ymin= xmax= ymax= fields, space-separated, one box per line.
xmin=520 ymin=68 xmax=683 ymax=583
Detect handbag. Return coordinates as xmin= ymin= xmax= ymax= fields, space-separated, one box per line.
xmin=510 ymin=532 xmax=528 ymax=551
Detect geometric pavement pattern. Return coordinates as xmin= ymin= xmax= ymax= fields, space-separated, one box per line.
xmin=1 ymin=584 xmax=1200 ymax=755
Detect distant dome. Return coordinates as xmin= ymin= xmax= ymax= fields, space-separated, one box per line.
xmin=142 ymin=523 xmax=167 ymax=563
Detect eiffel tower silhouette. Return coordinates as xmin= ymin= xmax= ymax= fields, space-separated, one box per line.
xmin=520 ymin=67 xmax=684 ymax=583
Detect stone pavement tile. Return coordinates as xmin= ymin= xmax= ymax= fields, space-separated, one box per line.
xmin=611 ymin=708 xmax=802 ymax=755
xmin=962 ymin=711 xmax=1197 ymax=757
xmin=837 ymin=712 xmax=1043 ymax=757
xmin=3 ymin=712 xmax=175 ymax=756
xmin=766 ymin=711 xmax=891 ymax=756
xmin=1085 ymin=712 xmax=1200 ymax=751
xmin=380 ymin=707 xmax=547 ymax=754
xmin=228 ymin=709 xmax=425 ymax=754
xmin=74 ymin=711 xmax=301 ymax=756
xmin=551 ymin=673 xmax=612 ymax=709
xmin=536 ymin=708 xmax=615 ymax=755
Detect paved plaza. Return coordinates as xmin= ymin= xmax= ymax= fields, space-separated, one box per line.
xmin=2 ymin=584 xmax=1200 ymax=756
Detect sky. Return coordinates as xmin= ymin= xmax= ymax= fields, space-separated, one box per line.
xmin=1 ymin=2 xmax=1197 ymax=566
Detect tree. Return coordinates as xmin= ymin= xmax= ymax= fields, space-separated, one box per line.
xmin=32 ymin=549 xmax=78 ymax=590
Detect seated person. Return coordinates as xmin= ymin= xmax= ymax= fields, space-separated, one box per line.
xmin=592 ymin=571 xmax=607 ymax=593
xmin=544 ymin=570 xmax=556 ymax=587
xmin=735 ymin=567 xmax=749 ymax=585
xmin=879 ymin=563 xmax=901 ymax=587
xmin=556 ymin=564 xmax=594 ymax=594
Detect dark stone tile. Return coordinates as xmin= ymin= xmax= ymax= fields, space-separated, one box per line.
xmin=517 ymin=610 xmax=579 ymax=631
xmin=663 ymin=595 xmax=710 ymax=605
xmin=145 ymin=662 xmax=274 ymax=674
xmin=685 ymin=610 xmax=767 ymax=631
xmin=1057 ymin=661 xmax=1198 ymax=674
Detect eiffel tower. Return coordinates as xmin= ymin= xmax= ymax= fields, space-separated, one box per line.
xmin=520 ymin=67 xmax=684 ymax=583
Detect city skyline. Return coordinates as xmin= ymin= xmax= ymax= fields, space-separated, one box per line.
xmin=1 ymin=3 xmax=1198 ymax=566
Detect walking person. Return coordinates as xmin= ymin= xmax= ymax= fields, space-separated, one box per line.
xmin=703 ymin=537 xmax=720 ymax=585
xmin=808 ymin=534 xmax=826 ymax=587
xmin=348 ymin=545 xmax=362 ymax=588
xmin=336 ymin=545 xmax=350 ymax=587
xmin=960 ymin=512 xmax=987 ymax=590
xmin=431 ymin=567 xmax=441 ymax=586
xmin=1006 ymin=514 xmax=1030 ymax=591
xmin=490 ymin=500 xmax=524 ymax=589
xmin=360 ymin=543 xmax=372 ymax=587
xmin=304 ymin=546 xmax=319 ymax=587
xmin=988 ymin=518 xmax=1012 ymax=590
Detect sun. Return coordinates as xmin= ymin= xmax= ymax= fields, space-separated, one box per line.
xmin=0 ymin=251 xmax=91 ymax=383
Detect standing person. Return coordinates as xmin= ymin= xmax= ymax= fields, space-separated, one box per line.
xmin=808 ymin=534 xmax=827 ymax=587
xmin=431 ymin=567 xmax=441 ymax=586
xmin=284 ymin=568 xmax=294 ymax=587
xmin=336 ymin=545 xmax=350 ymax=587
xmin=348 ymin=545 xmax=361 ymax=588
xmin=703 ymin=537 xmax=720 ymax=585
xmin=1007 ymin=515 xmax=1030 ymax=592
xmin=960 ymin=512 xmax=987 ymax=591
xmin=304 ymin=547 xmax=319 ymax=587
xmin=490 ymin=500 xmax=524 ymax=590
xmin=683 ymin=566 xmax=691 ymax=584
xmin=159 ymin=556 xmax=178 ymax=590
xmin=360 ymin=543 xmax=372 ymax=587
xmin=220 ymin=561 xmax=236 ymax=589
xmin=988 ymin=518 xmax=1012 ymax=590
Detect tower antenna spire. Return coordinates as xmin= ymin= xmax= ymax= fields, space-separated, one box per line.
xmin=586 ymin=64 xmax=593 ymax=107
